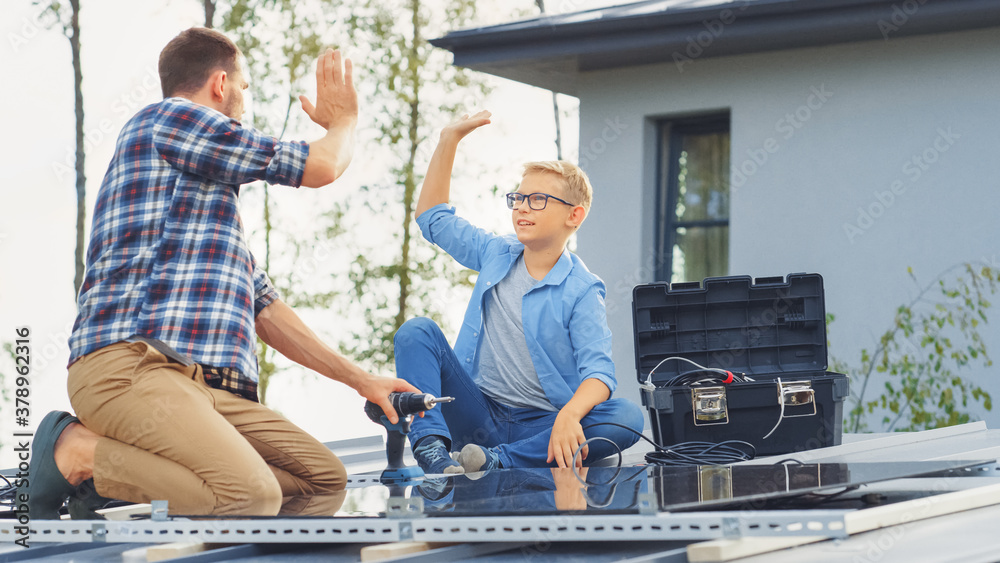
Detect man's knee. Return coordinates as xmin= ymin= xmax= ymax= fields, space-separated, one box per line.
xmin=310 ymin=453 xmax=348 ymax=493
xmin=248 ymin=475 xmax=283 ymax=516
xmin=216 ymin=467 xmax=282 ymax=516
xmin=394 ymin=317 xmax=442 ymax=350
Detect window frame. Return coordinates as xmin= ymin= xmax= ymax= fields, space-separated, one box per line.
xmin=654 ymin=113 xmax=732 ymax=283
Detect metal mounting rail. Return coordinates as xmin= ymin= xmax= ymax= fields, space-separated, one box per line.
xmin=0 ymin=510 xmax=849 ymax=545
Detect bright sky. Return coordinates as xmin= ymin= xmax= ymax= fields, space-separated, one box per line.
xmin=0 ymin=0 xmax=624 ymax=467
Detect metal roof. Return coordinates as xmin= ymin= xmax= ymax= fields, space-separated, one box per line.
xmin=430 ymin=0 xmax=1000 ymax=94
xmin=4 ymin=424 xmax=1000 ymax=562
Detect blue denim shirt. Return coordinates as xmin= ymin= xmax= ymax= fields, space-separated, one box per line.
xmin=416 ymin=203 xmax=617 ymax=408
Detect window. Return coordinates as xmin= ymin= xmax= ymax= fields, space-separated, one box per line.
xmin=655 ymin=115 xmax=730 ymax=283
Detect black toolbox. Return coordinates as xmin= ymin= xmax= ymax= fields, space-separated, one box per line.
xmin=632 ymin=273 xmax=849 ymax=456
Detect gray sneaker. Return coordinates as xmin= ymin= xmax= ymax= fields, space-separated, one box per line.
xmin=458 ymin=444 xmax=502 ymax=473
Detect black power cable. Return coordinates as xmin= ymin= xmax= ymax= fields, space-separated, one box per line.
xmin=0 ymin=475 xmax=17 ymax=507
xmin=663 ymin=369 xmax=754 ymax=387
xmin=641 ymin=356 xmax=755 ymax=389
xmin=644 ymin=441 xmax=756 ymax=467
xmin=578 ymin=422 xmax=756 ymax=469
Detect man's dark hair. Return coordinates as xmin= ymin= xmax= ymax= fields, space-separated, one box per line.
xmin=159 ymin=27 xmax=241 ymax=98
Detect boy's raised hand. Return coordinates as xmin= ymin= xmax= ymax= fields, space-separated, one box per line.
xmin=300 ymin=49 xmax=358 ymax=131
xmin=416 ymin=110 xmax=492 ymax=217
xmin=440 ymin=110 xmax=492 ymax=143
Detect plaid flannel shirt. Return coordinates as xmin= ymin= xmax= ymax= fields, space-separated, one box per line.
xmin=68 ymin=97 xmax=309 ymax=401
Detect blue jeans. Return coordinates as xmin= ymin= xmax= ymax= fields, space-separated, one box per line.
xmin=393 ymin=317 xmax=645 ymax=468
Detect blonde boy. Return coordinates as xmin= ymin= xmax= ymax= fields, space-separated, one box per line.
xmin=395 ymin=111 xmax=644 ymax=473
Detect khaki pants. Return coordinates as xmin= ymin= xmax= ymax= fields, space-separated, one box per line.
xmin=67 ymin=341 xmax=346 ymax=516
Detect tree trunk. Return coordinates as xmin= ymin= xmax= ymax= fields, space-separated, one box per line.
xmin=70 ymin=0 xmax=86 ymax=298
xmin=394 ymin=0 xmax=422 ymax=333
xmin=535 ymin=0 xmax=562 ymax=159
xmin=551 ymin=92 xmax=562 ymax=160
xmin=204 ymin=0 xmax=215 ymax=28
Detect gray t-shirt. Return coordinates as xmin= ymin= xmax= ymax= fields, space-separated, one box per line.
xmin=477 ymin=255 xmax=557 ymax=411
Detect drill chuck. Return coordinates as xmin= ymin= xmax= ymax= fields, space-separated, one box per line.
xmin=364 ymin=392 xmax=455 ymax=482
xmin=365 ymin=392 xmax=453 ymax=424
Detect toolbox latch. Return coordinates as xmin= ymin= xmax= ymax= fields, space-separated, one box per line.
xmin=692 ymin=386 xmax=728 ymax=426
xmin=779 ymin=380 xmax=817 ymax=417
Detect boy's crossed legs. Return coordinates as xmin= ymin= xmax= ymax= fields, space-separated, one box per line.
xmin=394 ymin=317 xmax=644 ymax=472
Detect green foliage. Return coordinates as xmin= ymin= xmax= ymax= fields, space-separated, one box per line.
xmin=834 ymin=263 xmax=998 ymax=433
xmin=334 ymin=0 xmax=496 ymax=371
xmin=207 ymin=0 xmax=520 ymax=395
xmin=214 ymin=0 xmax=348 ymax=403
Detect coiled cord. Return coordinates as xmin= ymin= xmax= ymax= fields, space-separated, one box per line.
xmin=577 ymin=421 xmax=756 ymax=470
xmin=641 ymin=356 xmax=755 ymax=390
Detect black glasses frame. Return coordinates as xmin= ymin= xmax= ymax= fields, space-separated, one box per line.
xmin=505 ymin=192 xmax=576 ymax=210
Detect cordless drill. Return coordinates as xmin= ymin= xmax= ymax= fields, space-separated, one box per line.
xmin=364 ymin=392 xmax=454 ymax=482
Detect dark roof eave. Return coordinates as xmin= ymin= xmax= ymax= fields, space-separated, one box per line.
xmin=431 ymin=0 xmax=1000 ymax=95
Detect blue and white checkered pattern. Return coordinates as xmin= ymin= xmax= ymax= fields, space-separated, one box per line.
xmin=69 ymin=98 xmax=308 ymax=399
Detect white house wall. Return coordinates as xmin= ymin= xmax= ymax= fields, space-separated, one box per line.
xmin=574 ymin=27 xmax=1000 ymax=430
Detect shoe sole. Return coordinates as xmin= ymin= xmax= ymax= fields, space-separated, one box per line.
xmin=20 ymin=411 xmax=79 ymax=520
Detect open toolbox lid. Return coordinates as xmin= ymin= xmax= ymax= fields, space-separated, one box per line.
xmin=632 ymin=273 xmax=829 ymax=383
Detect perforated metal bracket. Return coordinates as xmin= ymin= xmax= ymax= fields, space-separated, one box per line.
xmin=692 ymin=386 xmax=728 ymax=426
xmin=779 ymin=380 xmax=817 ymax=417
xmin=386 ymin=496 xmax=424 ymax=518
xmin=151 ymin=500 xmax=169 ymax=522
xmin=347 ymin=474 xmax=383 ymax=488
xmin=4 ymin=510 xmax=851 ymax=544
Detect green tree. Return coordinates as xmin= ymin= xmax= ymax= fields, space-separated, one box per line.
xmin=210 ymin=0 xmax=349 ymax=403
xmin=836 ymin=263 xmax=998 ymax=432
xmin=203 ymin=1 xmax=519 ymax=399
xmin=335 ymin=0 xmax=494 ymax=370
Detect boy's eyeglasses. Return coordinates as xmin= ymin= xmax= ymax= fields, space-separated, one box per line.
xmin=505 ymin=192 xmax=576 ymax=210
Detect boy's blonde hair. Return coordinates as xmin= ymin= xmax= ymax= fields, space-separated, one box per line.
xmin=522 ymin=160 xmax=593 ymax=213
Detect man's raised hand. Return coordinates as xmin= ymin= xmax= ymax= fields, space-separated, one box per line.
xmin=300 ymin=49 xmax=358 ymax=131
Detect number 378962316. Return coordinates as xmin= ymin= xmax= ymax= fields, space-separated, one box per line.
xmin=14 ymin=327 xmax=30 ymax=425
